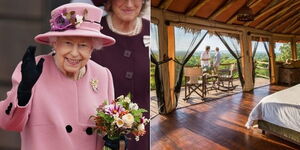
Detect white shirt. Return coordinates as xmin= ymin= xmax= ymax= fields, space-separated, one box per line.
xmin=201 ymin=51 xmax=211 ymax=67
xmin=214 ymin=51 xmax=221 ymax=67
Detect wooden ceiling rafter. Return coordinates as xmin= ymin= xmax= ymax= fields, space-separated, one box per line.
xmin=292 ymin=24 xmax=300 ymax=34
xmin=283 ymin=18 xmax=300 ymax=33
xmin=227 ymin=0 xmax=263 ymax=24
xmin=159 ymin=0 xmax=174 ymax=10
xmin=208 ymin=0 xmax=238 ymax=20
xmin=186 ymin=0 xmax=210 ymax=17
xmin=152 ymin=8 xmax=296 ymax=39
xmin=244 ymin=0 xmax=289 ymax=26
xmin=271 ymin=13 xmax=300 ymax=33
xmin=255 ymin=1 xmax=300 ymax=29
xmin=254 ymin=0 xmax=280 ymax=16
xmin=263 ymin=9 xmax=300 ymax=31
xmin=152 ymin=0 xmax=300 ymax=36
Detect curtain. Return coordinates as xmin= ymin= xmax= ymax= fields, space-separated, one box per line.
xmin=263 ymin=41 xmax=271 ymax=79
xmin=150 ymin=23 xmax=169 ymax=114
xmin=216 ymin=32 xmax=245 ymax=87
xmin=173 ymin=28 xmax=208 ymax=107
xmin=252 ymin=40 xmax=259 ymax=84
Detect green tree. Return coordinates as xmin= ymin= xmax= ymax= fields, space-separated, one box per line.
xmin=277 ymin=43 xmax=291 ymax=61
xmin=277 ymin=43 xmax=300 ymax=61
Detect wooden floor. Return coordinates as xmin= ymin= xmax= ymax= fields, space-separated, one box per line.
xmin=150 ymin=78 xmax=269 ymax=118
xmin=151 ymin=85 xmax=300 ymax=150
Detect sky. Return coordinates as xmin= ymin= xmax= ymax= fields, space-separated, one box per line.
xmin=151 ymin=24 xmax=283 ymax=55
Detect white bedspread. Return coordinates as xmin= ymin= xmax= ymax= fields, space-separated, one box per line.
xmin=245 ymin=84 xmax=300 ymax=132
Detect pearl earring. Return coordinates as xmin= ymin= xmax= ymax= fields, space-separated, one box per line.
xmin=52 ymin=48 xmax=56 ymax=56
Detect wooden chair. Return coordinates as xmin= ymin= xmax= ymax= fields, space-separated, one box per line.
xmin=217 ymin=63 xmax=237 ymax=91
xmin=184 ymin=67 xmax=204 ymax=100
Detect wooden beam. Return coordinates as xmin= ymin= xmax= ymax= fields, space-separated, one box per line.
xmin=256 ymin=2 xmax=300 ymax=29
xmin=291 ymin=38 xmax=297 ymax=60
xmin=170 ymin=22 xmax=242 ymax=35
xmin=244 ymin=0 xmax=289 ymax=26
xmin=166 ymin=26 xmax=175 ymax=112
xmin=186 ymin=0 xmax=210 ymax=17
xmin=159 ymin=0 xmax=174 ymax=9
xmin=283 ymin=18 xmax=300 ymax=33
xmin=155 ymin=9 xmax=176 ymax=114
xmin=269 ymin=40 xmax=276 ymax=84
xmin=241 ymin=29 xmax=253 ymax=91
xmin=264 ymin=9 xmax=299 ymax=31
xmin=271 ymin=14 xmax=300 ymax=33
xmin=209 ymin=0 xmax=236 ymax=20
xmin=227 ymin=0 xmax=263 ymax=24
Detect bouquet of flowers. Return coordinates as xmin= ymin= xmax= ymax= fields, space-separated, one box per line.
xmin=90 ymin=94 xmax=149 ymax=150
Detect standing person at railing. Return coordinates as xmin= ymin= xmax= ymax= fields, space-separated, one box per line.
xmin=213 ymin=47 xmax=221 ymax=74
xmin=201 ymin=46 xmax=211 ymax=72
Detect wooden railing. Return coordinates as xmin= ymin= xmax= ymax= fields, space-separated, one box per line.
xmin=255 ymin=61 xmax=269 ymax=79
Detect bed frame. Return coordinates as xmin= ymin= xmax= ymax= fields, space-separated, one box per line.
xmin=258 ymin=120 xmax=300 ymax=145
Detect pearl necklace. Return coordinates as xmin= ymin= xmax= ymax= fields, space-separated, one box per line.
xmin=107 ymin=14 xmax=142 ymax=36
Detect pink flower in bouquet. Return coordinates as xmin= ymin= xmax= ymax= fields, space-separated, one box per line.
xmin=104 ymin=104 xmax=125 ymax=116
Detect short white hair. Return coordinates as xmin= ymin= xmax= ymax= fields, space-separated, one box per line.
xmin=49 ymin=37 xmax=103 ymax=50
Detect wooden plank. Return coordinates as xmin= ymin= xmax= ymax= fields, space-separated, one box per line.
xmin=256 ymin=66 xmax=268 ymax=70
xmin=244 ymin=0 xmax=289 ymax=26
xmin=186 ymin=0 xmax=210 ymax=17
xmin=151 ymin=85 xmax=300 ymax=150
xmin=264 ymin=9 xmax=299 ymax=31
xmin=291 ymin=25 xmax=300 ymax=34
xmin=208 ymin=0 xmax=236 ymax=20
xmin=159 ymin=0 xmax=174 ymax=9
xmin=282 ymin=19 xmax=300 ymax=34
xmin=256 ymin=1 xmax=300 ymax=29
xmin=271 ymin=14 xmax=300 ymax=33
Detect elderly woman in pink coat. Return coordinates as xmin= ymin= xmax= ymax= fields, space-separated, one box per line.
xmin=0 ymin=3 xmax=117 ymax=150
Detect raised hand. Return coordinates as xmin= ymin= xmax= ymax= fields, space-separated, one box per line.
xmin=17 ymin=46 xmax=44 ymax=106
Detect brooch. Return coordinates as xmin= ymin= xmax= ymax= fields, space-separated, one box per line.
xmin=90 ymin=79 xmax=99 ymax=92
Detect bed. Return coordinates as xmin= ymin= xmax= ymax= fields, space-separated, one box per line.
xmin=246 ymin=84 xmax=300 ymax=145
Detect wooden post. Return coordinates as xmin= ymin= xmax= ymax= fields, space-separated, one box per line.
xmin=241 ymin=30 xmax=254 ymax=91
xmin=167 ymin=26 xmax=176 ymax=113
xmin=156 ymin=10 xmax=176 ymax=114
xmin=291 ymin=38 xmax=297 ymax=60
xmin=269 ymin=39 xmax=277 ymax=84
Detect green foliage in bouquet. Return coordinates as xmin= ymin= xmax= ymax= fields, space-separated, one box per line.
xmin=90 ymin=93 xmax=149 ymax=141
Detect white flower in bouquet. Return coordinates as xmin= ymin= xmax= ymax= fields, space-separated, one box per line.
xmin=117 ymin=95 xmax=124 ymax=99
xmin=137 ymin=123 xmax=145 ymax=131
xmin=123 ymin=97 xmax=131 ymax=103
xmin=129 ymin=103 xmax=139 ymax=110
xmin=115 ymin=118 xmax=124 ymax=128
xmin=122 ymin=113 xmax=134 ymax=128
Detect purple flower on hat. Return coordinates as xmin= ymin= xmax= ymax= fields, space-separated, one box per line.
xmin=50 ymin=8 xmax=86 ymax=31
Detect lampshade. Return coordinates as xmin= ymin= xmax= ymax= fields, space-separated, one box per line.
xmin=237 ymin=6 xmax=254 ymax=22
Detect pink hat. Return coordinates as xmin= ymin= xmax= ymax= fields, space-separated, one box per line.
xmin=34 ymin=3 xmax=115 ymax=47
